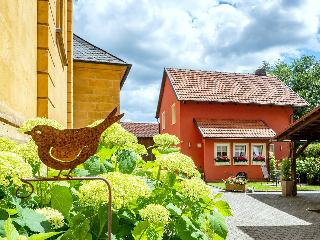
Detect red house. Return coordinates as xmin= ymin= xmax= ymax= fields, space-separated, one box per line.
xmin=156 ymin=68 xmax=308 ymax=181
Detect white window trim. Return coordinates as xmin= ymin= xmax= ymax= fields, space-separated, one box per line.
xmin=171 ymin=103 xmax=176 ymax=125
xmin=251 ymin=143 xmax=267 ymax=165
xmin=233 ymin=143 xmax=249 ymax=165
xmin=214 ymin=143 xmax=231 ymax=166
xmin=161 ymin=111 xmax=165 ymax=130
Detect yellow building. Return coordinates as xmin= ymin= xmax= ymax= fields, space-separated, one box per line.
xmin=0 ymin=1 xmax=130 ymax=141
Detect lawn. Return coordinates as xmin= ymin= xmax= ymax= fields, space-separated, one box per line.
xmin=208 ymin=181 xmax=320 ymax=192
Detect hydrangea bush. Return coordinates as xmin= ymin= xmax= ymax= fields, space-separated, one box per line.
xmin=0 ymin=118 xmax=231 ymax=240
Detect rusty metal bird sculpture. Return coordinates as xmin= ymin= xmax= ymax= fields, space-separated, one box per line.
xmin=25 ymin=108 xmax=123 ymax=177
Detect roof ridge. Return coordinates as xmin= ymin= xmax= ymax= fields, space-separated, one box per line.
xmin=165 ymin=67 xmax=276 ymax=78
xmin=73 ymin=34 xmax=127 ymax=64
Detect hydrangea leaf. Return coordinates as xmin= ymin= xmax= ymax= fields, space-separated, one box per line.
xmin=175 ymin=215 xmax=207 ymax=240
xmin=28 ymin=232 xmax=61 ymax=240
xmin=4 ymin=218 xmax=19 ymax=239
xmin=207 ymin=212 xmax=228 ymax=239
xmin=0 ymin=209 xmax=8 ymax=220
xmin=132 ymin=221 xmax=163 ymax=240
xmin=60 ymin=214 xmax=91 ymax=240
xmin=83 ymin=155 xmax=101 ymax=176
xmin=17 ymin=207 xmax=46 ymax=233
xmin=213 ymin=201 xmax=232 ymax=217
xmin=166 ymin=203 xmax=182 ymax=216
xmin=50 ymin=185 xmax=73 ymax=220
xmin=117 ymin=150 xmax=137 ymax=174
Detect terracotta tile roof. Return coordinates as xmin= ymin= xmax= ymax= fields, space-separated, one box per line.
xmin=165 ymin=68 xmax=308 ymax=106
xmin=195 ymin=119 xmax=276 ymax=139
xmin=121 ymin=122 xmax=159 ymax=138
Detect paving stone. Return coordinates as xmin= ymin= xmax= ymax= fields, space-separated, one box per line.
xmin=211 ymin=188 xmax=320 ymax=240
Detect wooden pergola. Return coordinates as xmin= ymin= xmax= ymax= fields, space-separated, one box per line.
xmin=274 ymin=105 xmax=320 ymax=196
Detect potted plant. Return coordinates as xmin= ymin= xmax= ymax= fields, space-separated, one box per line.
xmin=233 ymin=155 xmax=248 ymax=165
xmin=252 ymin=154 xmax=266 ymax=165
xmin=223 ymin=176 xmax=247 ymax=192
xmin=280 ymin=158 xmax=293 ymax=196
xmin=215 ymin=155 xmax=230 ymax=165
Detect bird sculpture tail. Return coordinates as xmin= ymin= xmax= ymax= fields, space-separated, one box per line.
xmin=94 ymin=107 xmax=124 ymax=134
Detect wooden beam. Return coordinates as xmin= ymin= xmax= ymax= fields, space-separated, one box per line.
xmin=291 ymin=140 xmax=312 ymax=196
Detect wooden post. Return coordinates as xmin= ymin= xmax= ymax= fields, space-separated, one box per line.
xmin=291 ymin=141 xmax=311 ymax=196
xmin=291 ymin=142 xmax=297 ymax=196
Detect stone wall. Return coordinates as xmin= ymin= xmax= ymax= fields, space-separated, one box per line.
xmin=73 ymin=62 xmax=127 ymax=128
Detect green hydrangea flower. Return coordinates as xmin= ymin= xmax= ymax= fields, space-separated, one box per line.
xmin=0 ymin=151 xmax=32 ymax=187
xmin=178 ymin=178 xmax=211 ymax=202
xmin=100 ymin=123 xmax=146 ymax=154
xmin=78 ymin=172 xmax=151 ymax=209
xmin=17 ymin=236 xmax=28 ymax=240
xmin=153 ymin=134 xmax=180 ymax=147
xmin=155 ymin=152 xmax=200 ymax=178
xmin=0 ymin=137 xmax=17 ymax=151
xmin=13 ymin=140 xmax=40 ymax=166
xmin=139 ymin=204 xmax=170 ymax=225
xmin=36 ymin=207 xmax=64 ymax=229
xmin=19 ymin=117 xmax=64 ymax=133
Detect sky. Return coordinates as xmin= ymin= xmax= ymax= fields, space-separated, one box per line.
xmin=73 ymin=0 xmax=320 ymax=123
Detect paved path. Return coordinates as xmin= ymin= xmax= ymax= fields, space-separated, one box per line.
xmin=213 ymin=188 xmax=320 ymax=240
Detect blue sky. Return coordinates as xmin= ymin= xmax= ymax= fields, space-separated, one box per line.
xmin=73 ymin=0 xmax=320 ymax=123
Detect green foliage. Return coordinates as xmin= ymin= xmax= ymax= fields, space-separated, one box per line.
xmin=0 ymin=138 xmax=17 ymax=152
xmin=269 ymin=152 xmax=277 ymax=181
xmin=280 ymin=158 xmax=291 ymax=181
xmin=301 ymin=143 xmax=320 ymax=158
xmin=50 ymin=185 xmax=73 ymax=220
xmin=264 ymin=55 xmax=320 ymax=119
xmin=0 ymin=123 xmax=230 ymax=239
xmin=19 ymin=118 xmax=64 ymax=133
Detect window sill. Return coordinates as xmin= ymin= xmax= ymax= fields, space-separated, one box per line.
xmin=233 ymin=161 xmax=249 ymax=166
xmin=215 ymin=161 xmax=231 ymax=166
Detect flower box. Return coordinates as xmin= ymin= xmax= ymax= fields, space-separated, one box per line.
xmin=215 ymin=156 xmax=230 ymax=166
xmin=225 ymin=183 xmax=246 ymax=192
xmin=233 ymin=156 xmax=248 ymax=165
xmin=252 ymin=156 xmax=266 ymax=165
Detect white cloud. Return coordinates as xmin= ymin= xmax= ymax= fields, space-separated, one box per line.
xmin=73 ymin=0 xmax=320 ymax=122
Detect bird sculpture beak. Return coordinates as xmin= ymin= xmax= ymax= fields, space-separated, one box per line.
xmin=25 ymin=131 xmax=31 ymax=135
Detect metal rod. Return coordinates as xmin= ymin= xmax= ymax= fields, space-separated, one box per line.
xmin=17 ymin=176 xmax=112 ymax=240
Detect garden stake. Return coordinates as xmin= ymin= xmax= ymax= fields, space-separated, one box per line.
xmin=17 ymin=176 xmax=113 ymax=240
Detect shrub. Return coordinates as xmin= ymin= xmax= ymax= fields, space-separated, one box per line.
xmin=280 ymin=158 xmax=291 ymax=181
xmin=269 ymin=152 xmax=277 ymax=181
xmin=0 ymin=120 xmax=230 ymax=240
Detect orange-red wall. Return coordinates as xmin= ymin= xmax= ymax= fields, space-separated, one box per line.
xmin=158 ymin=76 xmax=181 ymax=140
xmin=158 ymin=77 xmax=293 ymax=181
xmin=204 ymin=139 xmax=268 ymax=181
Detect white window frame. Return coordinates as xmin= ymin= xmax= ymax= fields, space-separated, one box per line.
xmin=233 ymin=143 xmax=249 ymax=165
xmin=161 ymin=111 xmax=165 ymax=130
xmin=214 ymin=143 xmax=231 ymax=166
xmin=251 ymin=143 xmax=267 ymax=165
xmin=171 ymin=103 xmax=176 ymax=125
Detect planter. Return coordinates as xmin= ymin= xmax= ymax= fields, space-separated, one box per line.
xmin=252 ymin=160 xmax=265 ymax=165
xmin=281 ymin=180 xmax=293 ymax=196
xmin=225 ymin=183 xmax=246 ymax=192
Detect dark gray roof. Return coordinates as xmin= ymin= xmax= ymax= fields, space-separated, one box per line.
xmin=73 ymin=34 xmax=127 ymax=65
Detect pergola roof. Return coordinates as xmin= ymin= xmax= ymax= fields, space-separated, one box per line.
xmin=275 ymin=105 xmax=320 ymax=141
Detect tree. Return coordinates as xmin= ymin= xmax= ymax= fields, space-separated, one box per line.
xmin=262 ymin=55 xmax=320 ymax=119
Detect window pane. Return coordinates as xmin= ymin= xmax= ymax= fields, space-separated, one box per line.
xmin=252 ymin=145 xmax=263 ymax=156
xmin=235 ymin=145 xmax=246 ymax=157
